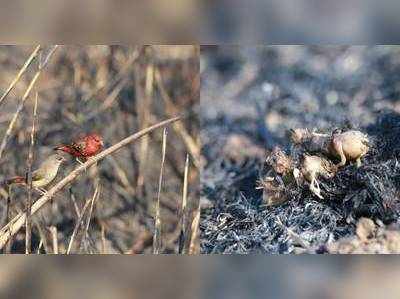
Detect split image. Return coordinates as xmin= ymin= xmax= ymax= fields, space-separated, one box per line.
xmin=2 ymin=45 xmax=400 ymax=255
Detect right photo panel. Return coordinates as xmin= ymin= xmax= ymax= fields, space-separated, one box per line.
xmin=200 ymin=45 xmax=400 ymax=254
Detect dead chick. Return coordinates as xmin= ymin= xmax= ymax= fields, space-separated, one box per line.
xmin=329 ymin=130 xmax=369 ymax=168
xmin=260 ymin=147 xmax=294 ymax=206
xmin=259 ymin=176 xmax=288 ymax=206
xmin=265 ymin=146 xmax=293 ymax=176
xmin=289 ymin=128 xmax=331 ymax=154
xmin=290 ymin=128 xmax=369 ymax=168
xmin=300 ymin=154 xmax=337 ymax=199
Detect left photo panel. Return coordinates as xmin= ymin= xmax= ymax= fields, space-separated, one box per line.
xmin=0 ymin=45 xmax=200 ymax=254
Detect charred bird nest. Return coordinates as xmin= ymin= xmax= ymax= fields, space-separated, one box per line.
xmin=201 ymin=112 xmax=400 ymax=254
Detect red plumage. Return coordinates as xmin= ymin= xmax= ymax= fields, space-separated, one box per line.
xmin=54 ymin=133 xmax=104 ymax=160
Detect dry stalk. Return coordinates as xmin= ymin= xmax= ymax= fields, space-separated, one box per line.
xmin=82 ymin=184 xmax=100 ymax=251
xmin=0 ymin=45 xmax=41 ymax=107
xmin=25 ymin=90 xmax=39 ymax=254
xmin=179 ymin=154 xmax=190 ymax=253
xmin=69 ymin=189 xmax=81 ymax=218
xmin=0 ymin=46 xmax=58 ymax=161
xmin=83 ymin=49 xmax=139 ymax=102
xmin=189 ymin=203 xmax=200 ymax=254
xmin=84 ymin=75 xmax=131 ymax=121
xmin=33 ymin=219 xmax=50 ymax=253
xmin=154 ymin=69 xmax=200 ymax=169
xmin=107 ymin=156 xmax=136 ymax=195
xmin=136 ymin=62 xmax=153 ymax=192
xmin=4 ymin=189 xmax=11 ymax=253
xmin=0 ymin=116 xmax=181 ymax=250
xmin=36 ymin=240 xmax=43 ymax=253
xmin=66 ymin=196 xmax=93 ymax=254
xmin=101 ymin=222 xmax=106 ymax=254
xmin=153 ymin=128 xmax=167 ymax=254
xmin=49 ymin=226 xmax=58 ymax=254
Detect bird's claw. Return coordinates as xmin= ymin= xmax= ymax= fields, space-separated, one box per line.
xmin=310 ymin=179 xmax=324 ymax=199
xmin=76 ymin=158 xmax=85 ymax=165
xmin=356 ymin=158 xmax=362 ymax=168
xmin=36 ymin=188 xmax=48 ymax=195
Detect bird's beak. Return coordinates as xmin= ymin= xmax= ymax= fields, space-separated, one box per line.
xmin=100 ymin=140 xmax=104 ymax=147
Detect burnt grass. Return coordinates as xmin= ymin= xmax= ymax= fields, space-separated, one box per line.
xmin=200 ymin=46 xmax=400 ymax=253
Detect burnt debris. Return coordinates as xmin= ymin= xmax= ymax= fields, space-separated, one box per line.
xmin=201 ymin=46 xmax=400 ymax=254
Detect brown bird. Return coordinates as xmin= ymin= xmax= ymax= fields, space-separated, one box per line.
xmin=54 ymin=133 xmax=104 ymax=163
xmin=4 ymin=154 xmax=66 ymax=193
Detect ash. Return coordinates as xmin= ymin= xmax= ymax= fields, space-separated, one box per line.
xmin=201 ymin=46 xmax=400 ymax=253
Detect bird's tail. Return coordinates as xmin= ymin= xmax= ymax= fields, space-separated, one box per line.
xmin=4 ymin=176 xmax=26 ymax=186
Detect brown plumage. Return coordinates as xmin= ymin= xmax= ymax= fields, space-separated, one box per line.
xmin=266 ymin=146 xmax=293 ymax=176
xmin=300 ymin=154 xmax=337 ymax=199
xmin=4 ymin=154 xmax=66 ymax=191
xmin=289 ymin=128 xmax=331 ymax=154
xmin=261 ymin=147 xmax=295 ymax=206
xmin=290 ymin=128 xmax=369 ymax=168
xmin=328 ymin=130 xmax=369 ymax=167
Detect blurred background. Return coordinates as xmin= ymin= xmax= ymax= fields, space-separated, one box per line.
xmin=0 ymin=45 xmax=199 ymax=254
xmin=1 ymin=256 xmax=400 ymax=299
xmin=200 ymin=46 xmax=400 ymax=253
xmin=3 ymin=0 xmax=400 ymax=43
xmin=202 ymin=0 xmax=400 ymax=43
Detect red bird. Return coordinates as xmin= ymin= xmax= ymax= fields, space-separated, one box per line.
xmin=54 ymin=133 xmax=104 ymax=162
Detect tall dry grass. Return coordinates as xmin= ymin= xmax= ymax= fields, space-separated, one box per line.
xmin=0 ymin=45 xmax=199 ymax=254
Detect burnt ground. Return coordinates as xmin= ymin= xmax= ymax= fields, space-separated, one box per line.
xmin=200 ymin=46 xmax=400 ymax=254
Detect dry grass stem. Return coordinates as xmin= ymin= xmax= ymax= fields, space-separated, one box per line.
xmin=69 ymin=190 xmax=82 ymax=218
xmin=84 ymin=75 xmax=130 ymax=121
xmin=0 ymin=45 xmax=41 ymax=107
xmin=82 ymin=184 xmax=100 ymax=250
xmin=0 ymin=116 xmax=181 ymax=250
xmin=101 ymin=223 xmax=106 ymax=254
xmin=49 ymin=226 xmax=58 ymax=254
xmin=153 ymin=128 xmax=167 ymax=254
xmin=107 ymin=156 xmax=136 ymax=195
xmin=25 ymin=90 xmax=39 ymax=254
xmin=189 ymin=203 xmax=200 ymax=254
xmin=4 ymin=191 xmax=11 ymax=253
xmin=136 ymin=62 xmax=153 ymax=191
xmin=179 ymin=154 xmax=190 ymax=253
xmin=66 ymin=195 xmax=93 ymax=254
xmin=33 ymin=219 xmax=49 ymax=253
xmin=83 ymin=49 xmax=139 ymax=102
xmin=155 ymin=69 xmax=200 ymax=168
xmin=0 ymin=46 xmax=58 ymax=161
